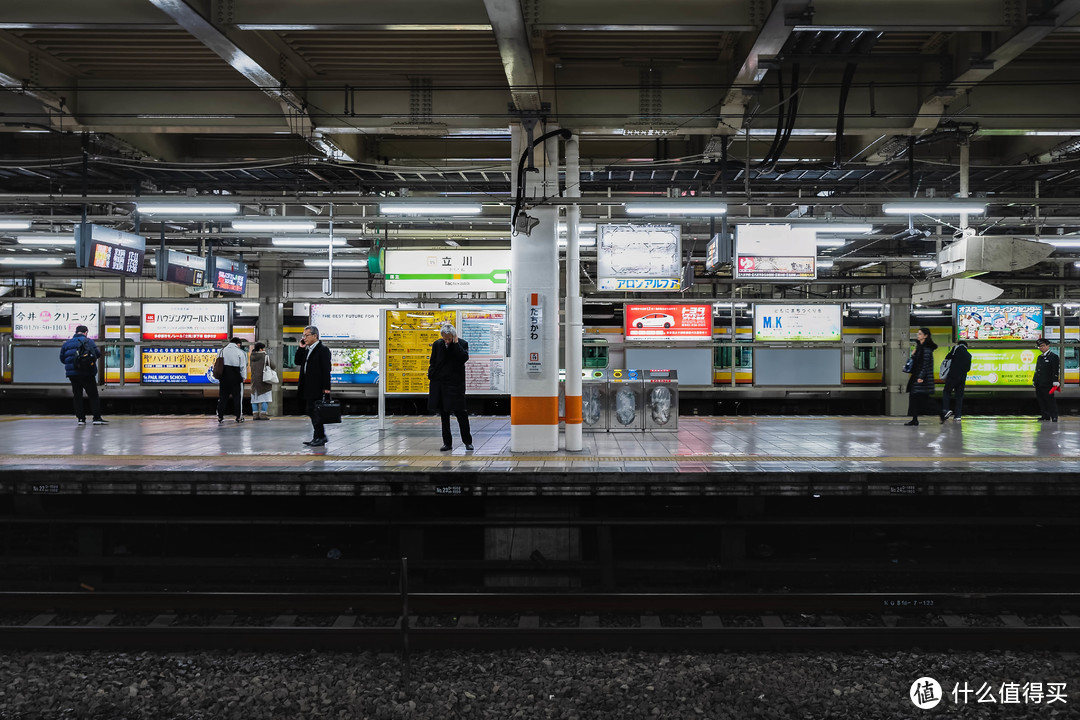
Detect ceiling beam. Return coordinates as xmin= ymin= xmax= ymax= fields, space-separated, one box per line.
xmin=482 ymin=0 xmax=542 ymax=112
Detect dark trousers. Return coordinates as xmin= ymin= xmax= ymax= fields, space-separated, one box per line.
xmin=907 ymin=392 xmax=935 ymax=419
xmin=305 ymin=398 xmax=327 ymax=440
xmin=441 ymin=410 xmax=472 ymax=446
xmin=941 ymin=381 xmax=966 ymax=418
xmin=1035 ymin=385 xmax=1058 ymax=420
xmin=217 ymin=367 xmax=243 ymax=420
xmin=69 ymin=375 xmax=101 ymax=420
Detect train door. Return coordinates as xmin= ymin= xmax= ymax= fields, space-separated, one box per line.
xmin=842 ymin=329 xmax=883 ymax=384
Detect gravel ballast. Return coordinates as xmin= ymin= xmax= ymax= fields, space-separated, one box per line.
xmin=0 ymin=649 xmax=1077 ymax=719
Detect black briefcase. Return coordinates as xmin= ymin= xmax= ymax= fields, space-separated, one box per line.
xmin=314 ymin=399 xmax=342 ymax=424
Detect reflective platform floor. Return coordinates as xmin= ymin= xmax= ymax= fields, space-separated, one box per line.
xmin=1 ymin=415 xmax=1078 ymax=497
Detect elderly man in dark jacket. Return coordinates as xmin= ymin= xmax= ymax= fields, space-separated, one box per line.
xmin=298 ymin=325 xmax=333 ymax=446
xmin=59 ymin=324 xmax=107 ymax=426
xmin=428 ymin=323 xmax=473 ymax=451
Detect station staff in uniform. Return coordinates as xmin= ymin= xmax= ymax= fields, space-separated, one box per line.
xmin=1033 ymin=337 xmax=1060 ymax=422
xmin=59 ymin=324 xmax=107 ymax=426
xmin=298 ymin=325 xmax=332 ymax=446
xmin=218 ymin=336 xmax=247 ymax=424
xmin=428 ymin=323 xmax=473 ymax=451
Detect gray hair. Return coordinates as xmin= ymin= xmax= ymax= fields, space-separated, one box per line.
xmin=304 ymin=325 xmax=320 ymax=338
xmin=440 ymin=323 xmax=457 ymax=338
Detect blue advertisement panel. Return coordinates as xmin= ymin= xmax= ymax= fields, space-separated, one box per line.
xmin=956 ymin=304 xmax=1043 ymax=342
xmin=141 ymin=347 xmax=219 ymax=384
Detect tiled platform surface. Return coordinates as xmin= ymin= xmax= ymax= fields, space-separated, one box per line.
xmin=1 ymin=415 xmax=1079 ymax=497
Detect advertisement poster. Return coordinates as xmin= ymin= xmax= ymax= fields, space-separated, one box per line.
xmin=735 ymin=225 xmax=817 ymax=280
xmin=384 ymin=249 xmax=510 ymax=292
xmin=625 ymin=304 xmax=712 ymax=340
xmin=142 ymin=302 xmax=229 ymax=340
xmin=384 ymin=309 xmax=456 ymax=394
xmin=966 ymin=348 xmax=1038 ymax=386
xmin=141 ymin=347 xmax=219 ymax=384
xmin=754 ymin=304 xmax=842 ymax=341
xmin=13 ymin=302 xmax=100 ymax=340
xmin=956 ymin=304 xmax=1043 ymax=342
xmin=331 ymin=347 xmax=380 ymax=384
xmin=597 ymin=224 xmax=682 ymax=291
xmin=459 ymin=308 xmax=508 ymax=393
xmin=310 ymin=303 xmax=389 ymax=341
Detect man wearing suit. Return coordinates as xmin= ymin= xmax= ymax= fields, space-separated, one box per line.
xmin=298 ymin=325 xmax=333 ymax=446
xmin=1033 ymin=337 xmax=1061 ymax=422
xmin=428 ymin=323 xmax=473 ymax=451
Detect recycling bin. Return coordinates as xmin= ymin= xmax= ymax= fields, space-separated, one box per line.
xmin=607 ymin=368 xmax=644 ymax=431
xmin=643 ymin=368 xmax=678 ymax=431
xmin=581 ymin=368 xmax=608 ymax=432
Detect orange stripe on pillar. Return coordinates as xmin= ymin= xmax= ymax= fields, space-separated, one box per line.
xmin=510 ymin=395 xmax=559 ymax=425
xmin=564 ymin=395 xmax=583 ymax=424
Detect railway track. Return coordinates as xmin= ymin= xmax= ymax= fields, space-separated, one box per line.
xmin=2 ymin=591 xmax=1078 ymax=652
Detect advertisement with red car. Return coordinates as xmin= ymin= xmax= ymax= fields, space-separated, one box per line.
xmin=625 ymin=304 xmax=712 ymax=340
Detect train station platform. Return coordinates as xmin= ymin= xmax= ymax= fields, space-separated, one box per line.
xmin=1 ymin=415 xmax=1078 ymax=498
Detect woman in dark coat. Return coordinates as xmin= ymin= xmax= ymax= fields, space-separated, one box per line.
xmin=905 ymin=326 xmax=938 ymax=426
xmin=428 ymin=323 xmax=473 ymax=451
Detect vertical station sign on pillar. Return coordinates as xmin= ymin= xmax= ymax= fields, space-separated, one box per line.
xmin=526 ymin=293 xmax=543 ymax=373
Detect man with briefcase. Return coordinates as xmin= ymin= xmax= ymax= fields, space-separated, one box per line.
xmin=298 ymin=325 xmax=333 ymax=447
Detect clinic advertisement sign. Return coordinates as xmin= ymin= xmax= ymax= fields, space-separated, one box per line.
xmin=735 ymin=225 xmax=817 ymax=280
xmin=141 ymin=347 xmax=219 ymax=384
xmin=625 ymin=304 xmax=712 ymax=340
xmin=754 ymin=304 xmax=842 ymax=341
xmin=966 ymin=348 xmax=1038 ymax=386
xmin=142 ymin=302 xmax=229 ymax=340
xmin=310 ymin=303 xmax=389 ymax=341
xmin=384 ymin=248 xmax=510 ymax=292
xmin=597 ymin=224 xmax=682 ymax=291
xmin=956 ymin=304 xmax=1043 ymax=342
xmin=13 ymin=302 xmax=100 ymax=340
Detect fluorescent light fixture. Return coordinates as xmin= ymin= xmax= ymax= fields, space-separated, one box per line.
xmin=848 ymin=302 xmax=884 ymax=308
xmin=624 ymin=201 xmax=727 ymax=215
xmin=0 ymin=219 xmax=33 ymax=230
xmin=798 ymin=224 xmax=874 ymax=234
xmin=558 ymin=237 xmax=597 ymax=247
xmin=16 ymin=235 xmax=75 ymax=246
xmin=1052 ymin=302 xmax=1080 ymax=308
xmin=1046 ymin=240 xmax=1080 ymax=248
xmin=816 ymin=239 xmax=847 ymax=248
xmin=816 ymin=259 xmax=834 ymax=268
xmin=1074 ymin=261 xmax=1080 ymax=268
xmin=558 ymin=223 xmax=598 ymax=233
xmin=713 ymin=302 xmax=749 ymax=308
xmin=913 ymin=309 xmax=945 ymax=315
xmin=0 ymin=257 xmax=64 ymax=266
xmin=919 ymin=260 xmax=938 ymax=268
xmin=303 ymin=259 xmax=368 ymax=268
xmin=379 ymin=202 xmax=483 ymax=215
xmin=882 ymin=202 xmax=986 ymax=215
xmin=137 ymin=201 xmax=240 ymax=215
xmin=233 ymin=219 xmax=318 ymax=231
xmin=272 ymin=236 xmax=347 ymax=247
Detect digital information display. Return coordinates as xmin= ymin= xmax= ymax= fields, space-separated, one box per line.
xmin=141 ymin=347 xmax=219 ymax=384
xmin=735 ymin=225 xmax=817 ymax=280
xmin=142 ymin=302 xmax=229 ymax=340
xmin=157 ymin=249 xmax=206 ymax=287
xmin=310 ymin=303 xmax=390 ymax=341
xmin=597 ymin=224 xmax=681 ymax=291
xmin=212 ymin=256 xmax=247 ymax=294
xmin=754 ymin=304 xmax=842 ymax=342
xmin=384 ymin=249 xmax=510 ymax=292
xmin=956 ymin=304 xmax=1043 ymax=342
xmin=331 ymin=347 xmax=380 ymax=384
xmin=625 ymin=304 xmax=712 ymax=340
xmin=383 ymin=309 xmax=456 ymax=394
xmin=459 ymin=308 xmax=508 ymax=393
xmin=965 ymin=348 xmax=1038 ymax=386
xmin=13 ymin=302 xmax=100 ymax=340
xmin=76 ymin=224 xmax=146 ymax=277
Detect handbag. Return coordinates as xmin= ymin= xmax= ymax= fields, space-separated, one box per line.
xmin=314 ymin=398 xmax=342 ymax=424
xmin=902 ymin=356 xmax=914 ymax=374
xmin=262 ymin=363 xmax=279 ymax=384
xmin=212 ymin=351 xmax=225 ymax=380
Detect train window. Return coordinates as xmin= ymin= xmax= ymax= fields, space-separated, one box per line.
xmin=853 ymin=338 xmax=878 ymax=370
xmin=582 ymin=343 xmax=608 ymax=369
xmin=104 ymin=346 xmax=136 ymax=370
xmin=715 ymin=346 xmax=752 ymax=368
xmin=282 ymin=340 xmax=300 ymax=369
xmin=1064 ymin=345 xmax=1079 ymax=370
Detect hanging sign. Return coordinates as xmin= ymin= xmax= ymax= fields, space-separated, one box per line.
xmin=384 ymin=248 xmax=510 ymax=292
xmin=597 ymin=224 xmax=682 ymax=291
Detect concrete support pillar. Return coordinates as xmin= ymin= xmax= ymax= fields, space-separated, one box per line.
xmin=256 ymin=258 xmax=285 ymax=415
xmin=509 ymin=123 xmax=561 ymax=452
xmin=885 ymin=283 xmax=912 ymax=416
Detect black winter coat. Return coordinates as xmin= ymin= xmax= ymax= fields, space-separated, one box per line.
xmin=298 ymin=342 xmax=332 ymax=401
xmin=943 ymin=345 xmax=972 ymax=386
xmin=906 ymin=342 xmax=936 ymax=395
xmin=1033 ymin=350 xmax=1060 ymax=388
xmin=428 ymin=338 xmax=470 ymax=413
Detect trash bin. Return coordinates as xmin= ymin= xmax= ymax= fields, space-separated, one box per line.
xmin=608 ymin=368 xmax=644 ymax=431
xmin=581 ymin=368 xmax=608 ymax=432
xmin=643 ymin=369 xmax=678 ymax=431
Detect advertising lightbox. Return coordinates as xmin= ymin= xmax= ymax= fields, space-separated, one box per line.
xmin=966 ymin=348 xmax=1038 ymax=386
xmin=142 ymin=302 xmax=229 ymax=340
xmin=13 ymin=302 xmax=100 ymax=340
xmin=956 ymin=304 xmax=1043 ymax=342
xmin=384 ymin=248 xmax=510 ymax=292
xmin=76 ymin=224 xmax=146 ymax=277
xmin=597 ymin=224 xmax=682 ymax=291
xmin=625 ymin=304 xmax=712 ymax=340
xmin=141 ymin=347 xmax=219 ymax=384
xmin=331 ymin=347 xmax=380 ymax=384
xmin=310 ymin=303 xmax=389 ymax=341
xmin=735 ymin=225 xmax=817 ymax=280
xmin=754 ymin=304 xmax=842 ymax=342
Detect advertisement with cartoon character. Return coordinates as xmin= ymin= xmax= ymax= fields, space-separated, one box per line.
xmin=956 ymin=304 xmax=1043 ymax=342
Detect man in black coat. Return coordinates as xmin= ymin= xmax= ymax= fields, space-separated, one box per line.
xmin=940 ymin=341 xmax=972 ymax=422
xmin=298 ymin=325 xmax=333 ymax=446
xmin=428 ymin=323 xmax=473 ymax=451
xmin=59 ymin=324 xmax=107 ymax=426
xmin=1033 ymin=337 xmax=1060 ymax=422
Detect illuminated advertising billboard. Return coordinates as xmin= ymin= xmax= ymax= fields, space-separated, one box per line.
xmin=142 ymin=302 xmax=229 ymax=340
xmin=76 ymin=223 xmax=147 ymax=277
xmin=331 ymin=347 xmax=379 ymax=384
xmin=754 ymin=304 xmax=842 ymax=341
xmin=625 ymin=304 xmax=713 ymax=340
xmin=735 ymin=225 xmax=817 ymax=280
xmin=384 ymin=248 xmax=510 ymax=292
xmin=141 ymin=347 xmax=219 ymax=384
xmin=212 ymin=256 xmax=247 ymax=294
xmin=597 ymin=224 xmax=682 ymax=291
xmin=13 ymin=302 xmax=100 ymax=340
xmin=956 ymin=304 xmax=1043 ymax=342
xmin=966 ymin=348 xmax=1038 ymax=386
xmin=310 ymin=303 xmax=390 ymax=341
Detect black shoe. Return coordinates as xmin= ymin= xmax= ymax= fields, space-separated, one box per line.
xmin=308 ymin=437 xmax=327 ymax=447
xmin=943 ymin=410 xmax=953 ymax=421
xmin=440 ymin=445 xmax=452 ymax=451
xmin=235 ymin=416 xmax=244 ymax=423
xmin=92 ymin=418 xmax=108 ymax=425
xmin=77 ymin=418 xmax=86 ymax=426
xmin=1052 ymin=417 xmax=1059 ymax=422
xmin=218 ymin=416 xmax=224 ymax=424
xmin=465 ymin=444 xmax=474 ymax=451
xmin=904 ymin=420 xmax=919 ymax=426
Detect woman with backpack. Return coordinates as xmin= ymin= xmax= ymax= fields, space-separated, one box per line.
xmin=939 ymin=341 xmax=972 ymax=422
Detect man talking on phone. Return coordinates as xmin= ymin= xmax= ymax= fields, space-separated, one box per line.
xmin=428 ymin=323 xmax=473 ymax=451
xmin=298 ymin=325 xmax=332 ymax=446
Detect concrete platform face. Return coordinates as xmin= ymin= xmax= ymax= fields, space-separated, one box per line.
xmin=0 ymin=415 xmax=1078 ymax=497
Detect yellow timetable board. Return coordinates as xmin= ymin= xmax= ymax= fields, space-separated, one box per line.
xmin=384 ymin=309 xmax=456 ymax=394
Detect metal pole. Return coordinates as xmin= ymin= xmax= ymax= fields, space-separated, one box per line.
xmin=959 ymin=140 xmax=970 ymax=233
xmin=399 ymin=556 xmax=411 ymax=696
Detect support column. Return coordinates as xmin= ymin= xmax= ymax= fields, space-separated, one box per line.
xmin=885 ymin=283 xmax=912 ymax=416
xmin=563 ymin=135 xmax=583 ymax=451
xmin=509 ymin=123 xmax=561 ymax=452
xmin=256 ymin=258 xmax=285 ymax=414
